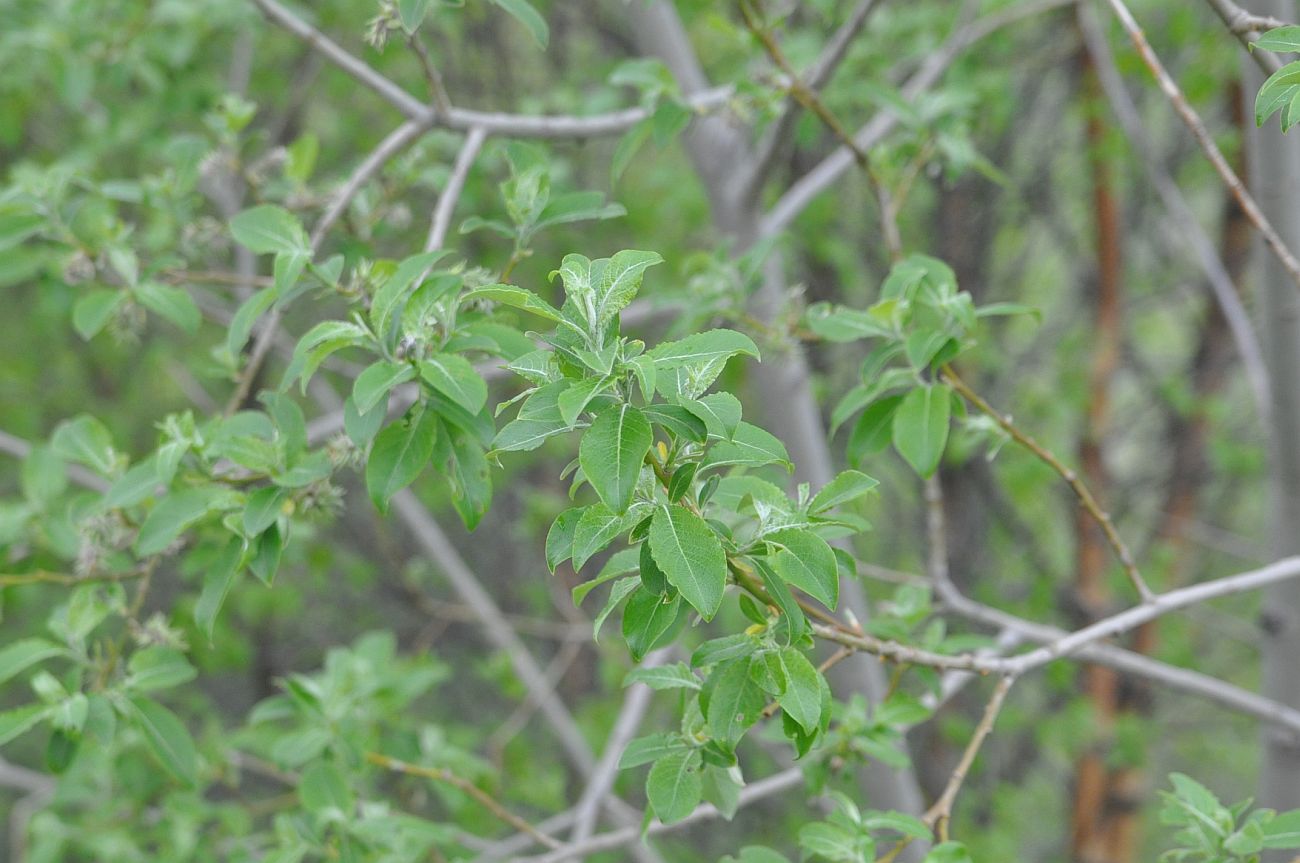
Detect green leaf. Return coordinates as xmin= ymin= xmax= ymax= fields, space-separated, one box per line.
xmin=464 ymin=284 xmax=565 ymax=323
xmin=862 ymin=811 xmax=932 ymax=840
xmin=642 ymin=403 xmax=708 ymax=442
xmin=574 ymin=548 xmax=640 ymax=605
xmin=283 ymin=320 xmax=370 ymax=393
xmin=488 ymin=0 xmax=548 ymax=47
xmin=705 ymin=659 xmax=765 ymax=747
xmin=799 ymin=822 xmax=866 ymax=863
xmin=593 ymin=576 xmax=640 ymax=641
xmin=125 ymin=646 xmax=197 ymax=693
xmin=618 ymin=732 xmax=688 ymax=769
xmin=647 ymin=329 xmax=759 ymax=369
xmin=668 ymin=462 xmax=697 ymax=503
xmin=370 ymin=251 xmax=447 ymax=339
xmin=766 ymin=528 xmax=838 ymax=610
xmin=558 ymin=376 xmax=609 ymax=426
xmin=419 ymin=353 xmax=487 ymax=415
xmin=622 ymin=587 xmax=683 ymax=661
xmin=134 ymin=282 xmax=200 ymax=333
xmin=344 ymin=396 xmax=387 ymax=449
xmin=1255 ymin=26 xmax=1300 ymax=53
xmin=135 ymin=487 xmax=223 ymax=556
xmin=625 ymin=662 xmax=701 ymax=691
xmin=0 ymin=704 xmax=49 ymax=746
xmin=72 ymin=289 xmax=125 ymax=340
xmin=545 ymin=506 xmax=584 ymax=573
xmin=105 ymin=458 xmax=162 ymax=509
xmin=923 ymin=842 xmax=974 ymax=863
xmin=648 ymin=505 xmax=726 ymax=619
xmin=591 ymin=250 xmax=662 ymax=326
xmin=1262 ymin=810 xmax=1300 ymax=848
xmin=397 ymin=0 xmax=432 ymax=32
xmin=126 ymin=696 xmax=197 ymax=786
xmin=50 ymin=415 xmax=115 ymax=475
xmin=299 ymin=761 xmax=354 ymax=815
xmin=848 ymin=394 xmax=903 ymax=461
xmin=227 ymin=287 xmax=277 ymax=358
xmin=647 ymin=749 xmax=703 ymax=824
xmin=892 ymin=384 xmax=951 ymax=478
xmin=354 ymin=360 xmax=416 ymax=415
xmin=365 ymin=406 xmax=438 ymax=513
xmin=700 ymin=422 xmax=791 ymax=472
xmin=195 ymin=537 xmax=244 ymax=642
xmin=611 ymin=117 xmax=654 ymax=185
xmin=243 ymin=485 xmax=288 ymax=536
xmin=579 ymin=404 xmax=652 ymax=514
xmin=683 ymin=392 xmax=742 ymax=440
xmin=775 ymin=648 xmax=822 ymax=734
xmin=0 ymin=639 xmax=64 ymax=687
xmin=230 ymin=205 xmax=309 ymax=255
xmin=809 ymin=470 xmax=878 ymax=513
xmin=572 ymin=502 xmax=643 ymax=571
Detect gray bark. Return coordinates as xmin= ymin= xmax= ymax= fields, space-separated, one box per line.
xmin=1247 ymin=0 xmax=1300 ymax=823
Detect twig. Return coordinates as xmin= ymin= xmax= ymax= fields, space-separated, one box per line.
xmin=1076 ymin=1 xmax=1271 ymax=424
xmin=516 ymin=768 xmax=806 ymax=863
xmin=922 ymin=676 xmax=1014 ymax=841
xmin=250 ymin=0 xmax=733 ymax=138
xmin=743 ymin=0 xmax=886 ymax=199
xmin=1104 ymin=0 xmax=1300 ymax=293
xmin=1203 ymin=0 xmax=1284 ymax=73
xmin=566 ymin=648 xmax=671 ymax=852
xmin=0 ymin=569 xmax=145 ymax=589
xmin=762 ymin=0 xmax=1075 ymax=238
xmin=941 ymin=366 xmax=1154 ymax=601
xmin=408 ymin=34 xmax=452 ymax=116
xmin=366 ymin=752 xmax=562 ymax=850
xmin=426 ymin=126 xmax=488 ymax=252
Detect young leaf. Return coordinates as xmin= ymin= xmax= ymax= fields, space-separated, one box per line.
xmin=705 ymin=659 xmax=765 ymax=747
xmin=0 ymin=704 xmax=50 ymax=747
xmin=194 ymin=537 xmax=244 ymax=642
xmin=647 ymin=329 xmax=760 ymax=369
xmin=622 ymin=587 xmax=683 ymax=661
xmin=619 ymin=733 xmax=689 ymax=769
xmin=464 ymin=284 xmax=565 ymax=323
xmin=0 ymin=639 xmax=65 ymax=687
xmin=488 ymin=0 xmax=549 ymax=48
xmin=809 ymin=470 xmax=879 ymax=513
xmin=766 ymin=528 xmax=838 ymax=610
xmin=353 ymin=360 xmax=416 ymax=416
xmin=775 ymin=648 xmax=822 ymax=734
xmin=647 ymin=749 xmax=704 ymax=824
xmin=126 ymin=696 xmax=197 ymax=786
xmin=135 ymin=488 xmax=224 ymax=556
xmin=134 ymin=282 xmax=201 ymax=333
xmin=229 ymin=205 xmax=309 ymax=255
xmin=545 ymin=506 xmax=584 ymax=573
xmin=591 ymin=250 xmax=662 ymax=326
xmin=892 ymin=384 xmax=951 ymax=478
xmin=242 ymin=486 xmax=288 ymax=537
xmin=700 ymin=422 xmax=791 ymax=472
xmin=648 ymin=505 xmax=727 ymax=619
xmin=50 ymin=415 xmax=115 ymax=475
xmin=625 ymin=662 xmax=701 ymax=691
xmin=579 ymin=404 xmax=652 ymax=514
xmin=365 ymin=407 xmax=438 ymax=513
xmin=420 ymin=353 xmax=488 ymax=415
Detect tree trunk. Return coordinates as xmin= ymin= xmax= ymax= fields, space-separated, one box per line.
xmin=1248 ymin=0 xmax=1300 ymax=830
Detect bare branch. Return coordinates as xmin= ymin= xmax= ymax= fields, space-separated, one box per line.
xmin=762 ymin=0 xmax=1075 ymax=238
xmin=1104 ymin=0 xmax=1300 ymax=291
xmin=1077 ymin=1 xmax=1271 ymax=424
xmin=941 ymin=367 xmax=1155 ymax=601
xmin=249 ymin=0 xmax=733 ymax=139
xmin=741 ymin=0 xmax=886 ymax=200
xmin=426 ymin=126 xmax=488 ymax=252
xmin=366 ymin=752 xmax=563 ymax=850
xmin=517 ymin=768 xmax=806 ymax=863
xmin=566 ymin=648 xmax=672 ymax=854
xmin=1203 ymin=0 xmax=1288 ymax=73
xmin=923 ymin=676 xmax=1014 ymax=841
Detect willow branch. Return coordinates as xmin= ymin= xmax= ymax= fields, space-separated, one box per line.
xmin=426 ymin=125 xmax=488 ymax=252
xmin=1077 ymin=1 xmax=1271 ymax=424
xmin=1105 ymin=0 xmax=1300 ymax=291
xmin=922 ymin=676 xmax=1014 ymax=841
xmin=249 ymin=0 xmax=733 ymax=138
xmin=941 ymin=366 xmax=1154 ymax=601
xmin=366 ymin=752 xmax=562 ymax=850
xmin=1203 ymin=0 xmax=1287 ymax=73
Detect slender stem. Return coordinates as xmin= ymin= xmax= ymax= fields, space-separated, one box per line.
xmin=426 ymin=126 xmax=488 ymax=252
xmin=922 ymin=676 xmax=1014 ymax=840
xmin=1104 ymin=0 xmax=1300 ymax=291
xmin=408 ymin=34 xmax=452 ymax=116
xmin=365 ymin=752 xmax=562 ymax=850
xmin=941 ymin=365 xmax=1154 ymax=602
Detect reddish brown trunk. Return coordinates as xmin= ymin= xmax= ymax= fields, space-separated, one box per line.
xmin=1069 ymin=30 xmax=1126 ymax=863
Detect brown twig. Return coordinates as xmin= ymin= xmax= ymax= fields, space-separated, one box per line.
xmin=365 ymin=752 xmax=563 ymax=850
xmin=922 ymin=675 xmax=1014 ymax=841
xmin=1105 ymin=0 xmax=1300 ymax=291
xmin=941 ymin=365 xmax=1154 ymax=602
